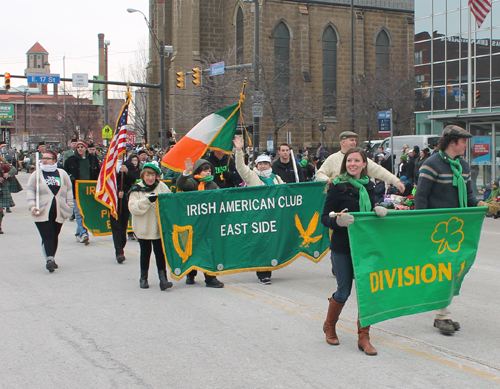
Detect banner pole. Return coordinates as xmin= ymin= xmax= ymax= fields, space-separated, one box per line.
xmin=35 ymin=152 xmax=40 ymax=210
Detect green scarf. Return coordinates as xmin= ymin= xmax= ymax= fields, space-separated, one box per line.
xmin=439 ymin=150 xmax=467 ymax=208
xmin=333 ymin=172 xmax=371 ymax=212
xmin=258 ymin=173 xmax=277 ymax=186
xmin=129 ymin=179 xmax=159 ymax=193
xmin=197 ymin=175 xmax=214 ymax=183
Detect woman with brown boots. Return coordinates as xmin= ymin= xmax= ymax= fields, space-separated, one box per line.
xmin=320 ymin=147 xmax=387 ymax=356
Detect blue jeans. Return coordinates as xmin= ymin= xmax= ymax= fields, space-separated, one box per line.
xmin=74 ymin=200 xmax=88 ymax=238
xmin=331 ymin=251 xmax=354 ymax=304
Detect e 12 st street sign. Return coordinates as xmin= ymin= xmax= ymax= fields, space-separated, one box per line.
xmin=27 ymin=74 xmax=60 ymax=84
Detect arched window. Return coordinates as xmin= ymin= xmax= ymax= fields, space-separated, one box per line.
xmin=322 ymin=26 xmax=337 ymax=117
xmin=376 ymin=30 xmax=390 ymax=74
xmin=274 ymin=22 xmax=290 ymax=117
xmin=236 ymin=7 xmax=244 ymax=64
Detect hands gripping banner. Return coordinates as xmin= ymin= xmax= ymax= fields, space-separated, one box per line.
xmin=157 ymin=182 xmax=331 ymax=280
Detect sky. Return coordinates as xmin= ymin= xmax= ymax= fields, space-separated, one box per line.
xmin=2 ymin=0 xmax=150 ymax=95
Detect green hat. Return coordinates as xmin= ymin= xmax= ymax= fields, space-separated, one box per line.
xmin=442 ymin=125 xmax=472 ymax=138
xmin=339 ymin=131 xmax=358 ymax=142
xmin=400 ymin=154 xmax=407 ymax=161
xmin=143 ymin=162 xmax=161 ymax=176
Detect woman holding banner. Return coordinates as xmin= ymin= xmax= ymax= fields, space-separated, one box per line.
xmin=321 ymin=147 xmax=387 ymax=356
xmin=233 ymin=136 xmax=284 ymax=284
xmin=128 ymin=162 xmax=173 ymax=291
xmin=26 ymin=150 xmax=74 ymax=272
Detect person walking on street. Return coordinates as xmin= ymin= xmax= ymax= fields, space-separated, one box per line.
xmin=128 ymin=163 xmax=173 ymax=290
xmin=0 ymin=156 xmax=17 ymax=234
xmin=415 ymin=125 xmax=499 ymax=335
xmin=320 ymin=147 xmax=387 ymax=355
xmin=26 ymin=150 xmax=74 ymax=272
xmin=272 ymin=143 xmax=305 ymax=183
xmin=63 ymin=139 xmax=77 ymax=165
xmin=177 ymin=158 xmax=224 ymax=288
xmin=233 ymin=136 xmax=284 ymax=284
xmin=315 ymin=132 xmax=405 ymax=193
xmin=64 ymin=141 xmax=100 ymax=244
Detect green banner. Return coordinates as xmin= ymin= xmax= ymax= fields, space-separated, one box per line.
xmin=0 ymin=104 xmax=14 ymax=120
xmin=157 ymin=182 xmax=331 ymax=280
xmin=348 ymin=208 xmax=486 ymax=327
xmin=76 ymin=180 xmax=177 ymax=236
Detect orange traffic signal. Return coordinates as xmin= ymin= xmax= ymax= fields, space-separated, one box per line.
xmin=176 ymin=71 xmax=184 ymax=89
xmin=192 ymin=67 xmax=201 ymax=86
xmin=4 ymin=73 xmax=11 ymax=90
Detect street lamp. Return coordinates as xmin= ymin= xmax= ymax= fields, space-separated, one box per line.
xmin=127 ymin=7 xmax=166 ymax=149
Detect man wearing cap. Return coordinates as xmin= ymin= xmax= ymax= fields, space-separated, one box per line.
xmin=63 ymin=139 xmax=78 ymax=165
xmin=137 ymin=149 xmax=149 ymax=169
xmin=415 ymin=125 xmax=499 ymax=335
xmin=272 ymin=143 xmax=305 ymax=183
xmin=315 ymin=131 xmax=405 ymax=193
xmin=64 ymin=141 xmax=101 ymax=244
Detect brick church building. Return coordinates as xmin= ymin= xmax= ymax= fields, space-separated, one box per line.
xmin=146 ymin=0 xmax=414 ymax=151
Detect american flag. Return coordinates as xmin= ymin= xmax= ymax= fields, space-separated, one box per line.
xmin=94 ymin=91 xmax=131 ymax=219
xmin=469 ymin=0 xmax=492 ymax=28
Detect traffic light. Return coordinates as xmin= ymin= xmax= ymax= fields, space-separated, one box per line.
xmin=176 ymin=71 xmax=184 ymax=89
xmin=476 ymin=90 xmax=480 ymax=103
xmin=4 ymin=73 xmax=11 ymax=90
xmin=192 ymin=67 xmax=201 ymax=86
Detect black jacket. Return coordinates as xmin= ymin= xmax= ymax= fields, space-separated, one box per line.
xmin=272 ymin=159 xmax=305 ymax=183
xmin=205 ymin=153 xmax=242 ymax=188
xmin=374 ymin=181 xmax=386 ymax=204
xmin=321 ymin=181 xmax=375 ymax=253
xmin=64 ymin=152 xmax=100 ymax=194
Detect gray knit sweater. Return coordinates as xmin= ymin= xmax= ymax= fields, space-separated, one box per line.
xmin=414 ymin=152 xmax=478 ymax=210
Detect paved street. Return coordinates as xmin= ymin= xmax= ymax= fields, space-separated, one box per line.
xmin=2 ymin=171 xmax=500 ymax=388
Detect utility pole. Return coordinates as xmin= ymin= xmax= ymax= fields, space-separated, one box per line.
xmin=104 ymin=40 xmax=110 ymax=147
xmin=253 ymin=0 xmax=260 ymax=160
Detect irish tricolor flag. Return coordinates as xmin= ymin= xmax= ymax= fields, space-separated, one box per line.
xmin=161 ymin=103 xmax=241 ymax=172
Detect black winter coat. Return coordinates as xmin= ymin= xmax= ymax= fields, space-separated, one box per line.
xmin=272 ymin=159 xmax=305 ymax=183
xmin=64 ymin=152 xmax=100 ymax=194
xmin=321 ymin=181 xmax=375 ymax=253
xmin=205 ymin=153 xmax=242 ymax=188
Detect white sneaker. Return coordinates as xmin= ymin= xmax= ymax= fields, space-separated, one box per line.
xmin=75 ymin=235 xmax=82 ymax=243
xmin=81 ymin=235 xmax=90 ymax=245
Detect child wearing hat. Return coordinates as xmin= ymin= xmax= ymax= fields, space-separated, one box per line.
xmin=233 ymin=136 xmax=284 ymax=284
xmin=128 ymin=162 xmax=173 ymax=291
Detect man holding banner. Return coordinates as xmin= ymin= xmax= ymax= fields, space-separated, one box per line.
xmin=415 ymin=125 xmax=499 ymax=334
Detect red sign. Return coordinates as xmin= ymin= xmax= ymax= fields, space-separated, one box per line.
xmin=126 ymin=131 xmax=135 ymax=145
xmin=472 ymin=143 xmax=489 ymax=159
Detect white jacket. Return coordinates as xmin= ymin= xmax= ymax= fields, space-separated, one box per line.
xmin=315 ymin=150 xmax=400 ymax=185
xmin=128 ymin=181 xmax=171 ymax=240
xmin=235 ymin=150 xmax=283 ymax=187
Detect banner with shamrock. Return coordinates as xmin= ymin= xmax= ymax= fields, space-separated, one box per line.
xmin=156 ymin=182 xmax=331 ymax=280
xmin=75 ymin=180 xmax=177 ymax=236
xmin=348 ymin=207 xmax=486 ymax=327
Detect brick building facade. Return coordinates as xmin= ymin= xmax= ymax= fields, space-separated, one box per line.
xmin=147 ymin=0 xmax=414 ymax=151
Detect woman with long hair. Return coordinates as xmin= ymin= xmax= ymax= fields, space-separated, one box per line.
xmin=321 ymin=147 xmax=387 ymax=356
xmin=26 ymin=150 xmax=74 ymax=272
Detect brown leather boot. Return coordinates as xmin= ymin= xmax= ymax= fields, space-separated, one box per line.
xmin=357 ymin=320 xmax=377 ymax=356
xmin=323 ymin=295 xmax=345 ymax=345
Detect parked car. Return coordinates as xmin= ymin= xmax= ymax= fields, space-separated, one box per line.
xmin=380 ymin=135 xmax=440 ymax=162
xmin=360 ymin=140 xmax=384 ymax=159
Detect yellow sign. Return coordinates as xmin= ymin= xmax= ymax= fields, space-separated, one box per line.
xmin=102 ymin=125 xmax=113 ymax=139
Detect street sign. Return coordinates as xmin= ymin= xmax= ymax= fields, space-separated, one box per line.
xmin=378 ymin=110 xmax=392 ymax=136
xmin=102 ymin=125 xmax=113 ymax=139
xmin=0 ymin=104 xmax=14 ymax=120
xmin=127 ymin=131 xmax=135 ymax=145
xmin=267 ymin=140 xmax=274 ymax=151
xmin=210 ymin=61 xmax=225 ymax=76
xmin=252 ymin=104 xmax=263 ymax=118
xmin=27 ymin=73 xmax=60 ymax=84
xmin=72 ymin=73 xmax=88 ymax=87
xmin=23 ymin=132 xmax=30 ymax=142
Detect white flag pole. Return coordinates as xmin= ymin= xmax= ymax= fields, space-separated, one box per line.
xmin=35 ymin=152 xmax=40 ymax=211
xmin=467 ymin=4 xmax=473 ymax=114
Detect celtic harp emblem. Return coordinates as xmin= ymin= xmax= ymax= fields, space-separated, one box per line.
xmin=172 ymin=225 xmax=194 ymax=263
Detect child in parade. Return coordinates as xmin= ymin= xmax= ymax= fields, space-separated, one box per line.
xmin=26 ymin=150 xmax=74 ymax=272
xmin=128 ymin=163 xmax=173 ymax=291
xmin=320 ymin=147 xmax=387 ymax=355
xmin=177 ymin=157 xmax=224 ymax=288
xmin=233 ymin=136 xmax=284 ymax=284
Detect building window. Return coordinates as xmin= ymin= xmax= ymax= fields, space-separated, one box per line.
xmin=322 ymin=26 xmax=338 ymax=117
xmin=376 ymin=30 xmax=390 ymax=74
xmin=415 ymin=50 xmax=423 ymax=65
xmin=274 ymin=22 xmax=290 ymax=118
xmin=236 ymin=7 xmax=244 ymax=64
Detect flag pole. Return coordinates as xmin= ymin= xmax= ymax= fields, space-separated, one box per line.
xmin=467 ymin=3 xmax=473 ymax=114
xmin=35 ymin=152 xmax=40 ymax=211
